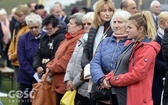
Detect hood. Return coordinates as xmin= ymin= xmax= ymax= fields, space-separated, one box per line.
xmin=55 ymin=26 xmax=67 ymax=35
xmin=143 ymin=40 xmax=160 ymax=55
xmin=125 ymin=38 xmax=160 ymax=55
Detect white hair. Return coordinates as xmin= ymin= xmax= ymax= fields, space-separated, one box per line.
xmin=82 ymin=12 xmax=94 ymax=22
xmin=0 ymin=8 xmax=7 ymax=15
xmin=93 ymin=1 xmax=98 ymax=11
xmin=25 ymin=13 xmax=42 ymax=26
xmin=150 ymin=0 xmax=160 ymax=10
xmin=111 ymin=9 xmax=131 ymax=30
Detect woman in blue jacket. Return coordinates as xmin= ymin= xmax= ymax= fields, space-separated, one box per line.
xmin=90 ymin=9 xmax=131 ymax=105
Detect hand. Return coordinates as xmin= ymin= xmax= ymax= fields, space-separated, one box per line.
xmin=36 ymin=67 xmax=44 ymax=78
xmin=66 ymin=81 xmax=73 ymax=91
xmin=97 ymin=82 xmax=105 ymax=90
xmin=70 ymin=84 xmax=76 ymax=90
xmin=8 ymin=54 xmax=12 ymax=60
xmin=103 ymin=78 xmax=111 ymax=89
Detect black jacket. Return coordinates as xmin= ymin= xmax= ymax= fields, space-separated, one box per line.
xmin=33 ymin=26 xmax=66 ymax=70
xmin=161 ymin=28 xmax=168 ymax=96
xmin=81 ymin=21 xmax=113 ymax=68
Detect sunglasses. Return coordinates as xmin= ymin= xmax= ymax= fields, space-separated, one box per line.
xmin=83 ymin=23 xmax=91 ymax=26
xmin=29 ymin=26 xmax=39 ymax=30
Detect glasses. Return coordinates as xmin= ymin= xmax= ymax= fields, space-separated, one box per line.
xmin=83 ymin=23 xmax=91 ymax=26
xmin=29 ymin=26 xmax=39 ymax=30
xmin=44 ymin=27 xmax=53 ymax=31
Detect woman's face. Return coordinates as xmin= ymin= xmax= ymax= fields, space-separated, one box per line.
xmin=44 ymin=24 xmax=58 ymax=36
xmin=126 ymin=20 xmax=141 ymax=40
xmin=17 ymin=15 xmax=26 ymax=23
xmin=112 ymin=16 xmax=126 ymax=35
xmin=67 ymin=18 xmax=81 ymax=34
xmin=161 ymin=20 xmax=168 ymax=30
xmin=28 ymin=23 xmax=41 ymax=37
xmin=0 ymin=14 xmax=7 ymax=22
xmin=99 ymin=4 xmax=113 ymax=23
xmin=83 ymin=19 xmax=92 ymax=33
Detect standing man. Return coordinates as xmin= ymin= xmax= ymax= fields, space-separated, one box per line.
xmin=120 ymin=0 xmax=137 ymax=15
xmin=150 ymin=0 xmax=161 ymax=29
xmin=50 ymin=2 xmax=69 ymax=24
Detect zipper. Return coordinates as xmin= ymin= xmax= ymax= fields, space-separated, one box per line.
xmin=111 ymin=43 xmax=119 ymax=68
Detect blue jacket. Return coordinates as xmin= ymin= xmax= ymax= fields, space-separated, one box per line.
xmin=17 ymin=31 xmax=42 ymax=85
xmin=90 ymin=36 xmax=127 ymax=84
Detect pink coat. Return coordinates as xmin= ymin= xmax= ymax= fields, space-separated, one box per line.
xmin=106 ymin=40 xmax=160 ymax=105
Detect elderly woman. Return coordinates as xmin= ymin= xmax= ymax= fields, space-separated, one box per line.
xmin=46 ymin=13 xmax=85 ymax=105
xmin=64 ymin=12 xmax=94 ymax=105
xmin=104 ymin=11 xmax=160 ymax=105
xmin=90 ymin=9 xmax=131 ymax=105
xmin=33 ymin=14 xmax=66 ymax=78
xmin=152 ymin=11 xmax=168 ymax=105
xmin=17 ymin=13 xmax=43 ymax=105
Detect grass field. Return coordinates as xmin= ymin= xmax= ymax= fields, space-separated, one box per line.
xmin=0 ymin=78 xmax=18 ymax=105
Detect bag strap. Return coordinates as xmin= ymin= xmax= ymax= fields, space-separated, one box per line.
xmin=93 ymin=25 xmax=111 ymax=56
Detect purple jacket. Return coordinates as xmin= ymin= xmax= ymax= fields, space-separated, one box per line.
xmin=17 ymin=31 xmax=42 ymax=85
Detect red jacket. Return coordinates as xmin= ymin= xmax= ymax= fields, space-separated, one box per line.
xmin=106 ymin=40 xmax=160 ymax=105
xmin=47 ymin=29 xmax=85 ymax=94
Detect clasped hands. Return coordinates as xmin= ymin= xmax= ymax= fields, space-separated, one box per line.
xmin=98 ymin=71 xmax=114 ymax=90
xmin=66 ymin=81 xmax=76 ymax=91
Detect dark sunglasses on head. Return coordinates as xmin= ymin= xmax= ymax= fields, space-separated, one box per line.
xmin=83 ymin=23 xmax=91 ymax=26
xmin=29 ymin=26 xmax=39 ymax=30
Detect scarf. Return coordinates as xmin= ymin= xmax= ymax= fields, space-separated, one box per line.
xmin=1 ymin=18 xmax=11 ymax=44
xmin=65 ymin=33 xmax=73 ymax=39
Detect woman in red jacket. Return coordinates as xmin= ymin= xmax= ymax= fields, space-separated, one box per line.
xmin=103 ymin=11 xmax=160 ymax=105
xmin=46 ymin=13 xmax=85 ymax=105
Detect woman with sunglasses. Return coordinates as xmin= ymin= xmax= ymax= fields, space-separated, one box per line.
xmin=17 ymin=13 xmax=43 ymax=105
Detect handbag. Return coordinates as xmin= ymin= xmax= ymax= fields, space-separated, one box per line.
xmin=90 ymin=83 xmax=111 ymax=101
xmin=91 ymin=68 xmax=111 ymax=102
xmin=60 ymin=90 xmax=77 ymax=105
xmin=30 ymin=70 xmax=56 ymax=105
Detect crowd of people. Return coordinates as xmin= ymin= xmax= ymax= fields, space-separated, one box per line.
xmin=0 ymin=0 xmax=168 ymax=105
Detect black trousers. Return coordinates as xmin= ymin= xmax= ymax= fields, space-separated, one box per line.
xmin=20 ymin=83 xmax=32 ymax=105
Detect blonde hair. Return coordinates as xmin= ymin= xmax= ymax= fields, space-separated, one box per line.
xmin=158 ymin=11 xmax=168 ymax=26
xmin=129 ymin=11 xmax=156 ymax=40
xmin=92 ymin=0 xmax=115 ymax=29
xmin=15 ymin=4 xmax=30 ymax=17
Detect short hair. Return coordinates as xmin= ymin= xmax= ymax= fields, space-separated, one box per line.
xmin=42 ymin=14 xmax=59 ymax=28
xmin=35 ymin=4 xmax=44 ymax=10
xmin=150 ymin=0 xmax=160 ymax=10
xmin=15 ymin=5 xmax=30 ymax=17
xmin=120 ymin=0 xmax=128 ymax=9
xmin=82 ymin=12 xmax=94 ymax=23
xmin=69 ymin=13 xmax=85 ymax=26
xmin=27 ymin=1 xmax=36 ymax=8
xmin=0 ymin=8 xmax=7 ymax=15
xmin=55 ymin=2 xmax=62 ymax=8
xmin=25 ymin=13 xmax=42 ymax=27
xmin=93 ymin=0 xmax=115 ymax=29
xmin=128 ymin=11 xmax=156 ymax=40
xmin=111 ymin=9 xmax=131 ymax=30
xmin=158 ymin=11 xmax=168 ymax=26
